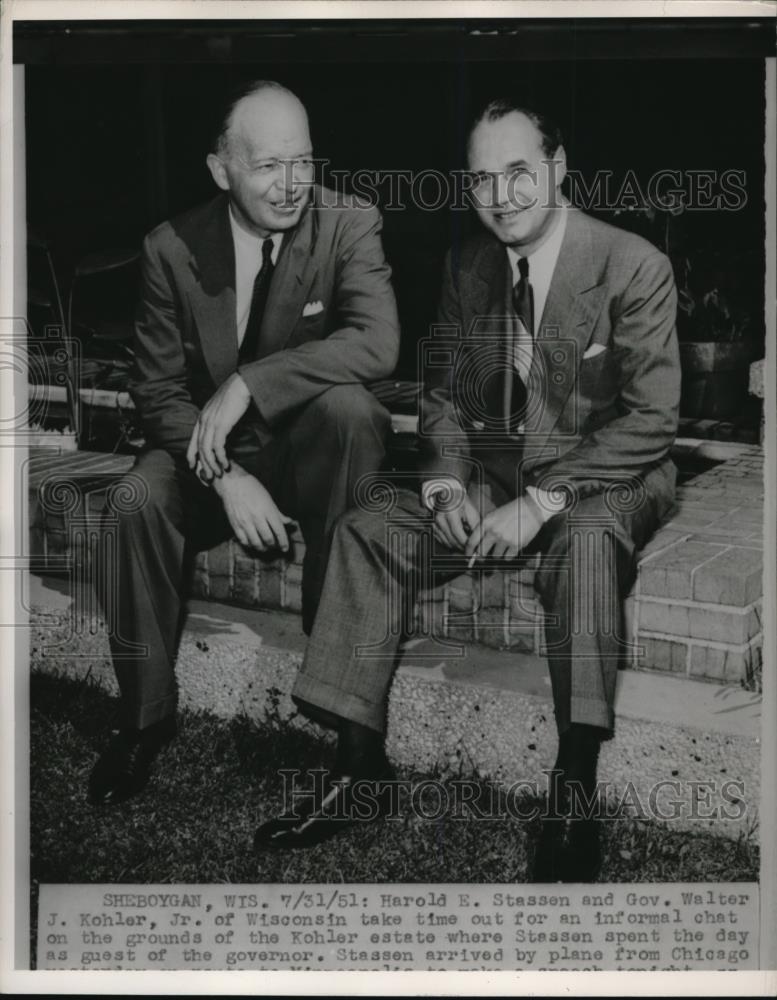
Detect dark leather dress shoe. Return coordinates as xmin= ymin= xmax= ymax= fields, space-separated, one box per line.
xmin=254 ymin=763 xmax=395 ymax=850
xmin=532 ymin=726 xmax=604 ymax=882
xmin=88 ymin=716 xmax=177 ymax=806
xmin=532 ymin=814 xmax=601 ymax=883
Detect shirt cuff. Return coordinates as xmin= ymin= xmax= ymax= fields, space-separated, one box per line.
xmin=421 ymin=477 xmax=466 ymax=511
xmin=525 ymin=485 xmax=569 ymax=523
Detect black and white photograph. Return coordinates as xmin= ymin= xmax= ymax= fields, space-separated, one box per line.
xmin=1 ymin=0 xmax=775 ymax=991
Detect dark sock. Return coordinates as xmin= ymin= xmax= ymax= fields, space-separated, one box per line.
xmin=125 ymin=715 xmax=176 ymax=744
xmin=552 ymin=723 xmax=605 ymax=817
xmin=558 ymin=723 xmax=603 ymax=782
xmin=292 ymin=696 xmax=343 ymax=732
xmin=335 ymin=719 xmax=387 ymax=777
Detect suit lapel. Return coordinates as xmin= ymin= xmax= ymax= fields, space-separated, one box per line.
xmin=527 ymin=208 xmax=606 ymax=448
xmin=187 ymin=196 xmax=238 ymax=387
xmin=470 ymin=238 xmax=509 ymax=322
xmin=462 ymin=240 xmax=515 ymax=430
xmin=186 ymin=196 xmax=320 ymax=384
xmin=255 ymin=203 xmax=319 ymax=359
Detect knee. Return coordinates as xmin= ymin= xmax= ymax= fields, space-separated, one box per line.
xmin=332 ymin=504 xmax=387 ymax=545
xmin=544 ymin=518 xmax=613 ymax=557
xmin=308 ymin=385 xmax=391 ymax=438
xmin=536 ymin=508 xmax=634 ymax=601
xmin=541 ymin=494 xmax=629 ymax=553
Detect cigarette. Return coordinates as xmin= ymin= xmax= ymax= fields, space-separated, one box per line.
xmin=467 ymin=553 xmax=477 ymax=570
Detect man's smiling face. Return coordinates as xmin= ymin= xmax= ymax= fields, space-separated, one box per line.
xmin=468 ymin=110 xmax=566 ymax=255
xmin=207 ymin=88 xmax=314 ymax=238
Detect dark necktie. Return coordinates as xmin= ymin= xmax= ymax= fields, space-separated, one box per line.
xmin=238 ymin=237 xmax=276 ymax=363
xmin=506 ymin=255 xmax=534 ymax=432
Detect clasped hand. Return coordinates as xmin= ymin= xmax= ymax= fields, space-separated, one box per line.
xmin=433 ymin=493 xmax=544 ymax=562
xmin=186 ymin=372 xmax=251 ymax=481
xmin=464 ymin=496 xmax=545 ymax=561
xmin=187 ymin=376 xmax=291 ymax=552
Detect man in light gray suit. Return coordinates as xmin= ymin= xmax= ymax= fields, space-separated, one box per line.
xmin=255 ymin=98 xmax=680 ymax=882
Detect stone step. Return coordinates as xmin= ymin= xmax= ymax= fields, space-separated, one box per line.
xmin=29 ymin=573 xmax=760 ymax=842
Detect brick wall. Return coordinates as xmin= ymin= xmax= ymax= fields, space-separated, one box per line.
xmin=28 ymin=444 xmax=764 ymax=690
xmin=630 ymin=447 xmax=763 ymax=687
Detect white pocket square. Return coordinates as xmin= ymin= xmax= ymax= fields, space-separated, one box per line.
xmin=302 ymin=300 xmax=324 ymax=317
xmin=583 ymin=343 xmax=608 ymax=360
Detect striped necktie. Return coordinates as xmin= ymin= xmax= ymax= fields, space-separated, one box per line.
xmin=505 ymin=254 xmax=534 ymax=433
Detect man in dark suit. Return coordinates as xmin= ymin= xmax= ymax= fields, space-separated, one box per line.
xmin=255 ymin=99 xmax=680 ymax=882
xmin=89 ymin=81 xmax=400 ymax=805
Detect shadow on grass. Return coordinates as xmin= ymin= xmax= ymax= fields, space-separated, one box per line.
xmin=29 ymin=671 xmax=759 ymax=963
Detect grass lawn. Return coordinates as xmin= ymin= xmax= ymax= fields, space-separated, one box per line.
xmin=29 ymin=670 xmax=758 ymax=963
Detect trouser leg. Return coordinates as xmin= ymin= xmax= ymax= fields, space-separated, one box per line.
xmin=533 ymin=485 xmax=667 ymax=736
xmin=92 ymin=384 xmax=389 ymax=731
xmin=293 ymin=468 xmax=671 ymax=741
xmin=256 ymin=385 xmax=392 ymax=634
xmin=94 ymin=448 xmax=229 ymax=729
xmin=291 ymin=486 xmax=466 ymax=734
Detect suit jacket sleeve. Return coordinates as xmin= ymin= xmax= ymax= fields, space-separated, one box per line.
xmin=129 ymin=232 xmax=201 ymax=458
xmin=527 ymin=249 xmax=680 ymax=496
xmin=416 ymin=248 xmax=474 ymax=489
xmin=237 ymin=205 xmax=400 ymax=425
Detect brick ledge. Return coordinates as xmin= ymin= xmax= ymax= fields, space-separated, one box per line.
xmin=26 ymin=441 xmax=764 ymax=688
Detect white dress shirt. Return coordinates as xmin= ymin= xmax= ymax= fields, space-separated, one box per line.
xmin=229 ymin=207 xmax=283 ymax=347
xmin=422 ymin=206 xmax=570 ymax=524
xmin=506 ymin=204 xmax=568 ymax=382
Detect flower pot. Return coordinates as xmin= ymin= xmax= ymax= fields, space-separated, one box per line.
xmin=679 ymin=341 xmax=753 ymax=420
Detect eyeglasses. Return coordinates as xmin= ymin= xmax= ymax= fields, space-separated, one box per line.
xmin=470 ymin=168 xmax=538 ymax=190
xmin=468 ymin=168 xmax=540 ymax=208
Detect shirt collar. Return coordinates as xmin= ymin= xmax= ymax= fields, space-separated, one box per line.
xmin=228 ymin=205 xmax=283 ymax=263
xmin=506 ymin=203 xmax=568 ymax=281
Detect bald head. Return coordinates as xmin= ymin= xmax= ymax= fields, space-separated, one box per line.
xmin=216 ymin=82 xmax=310 ymax=160
xmin=207 ymin=81 xmax=314 ymax=237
